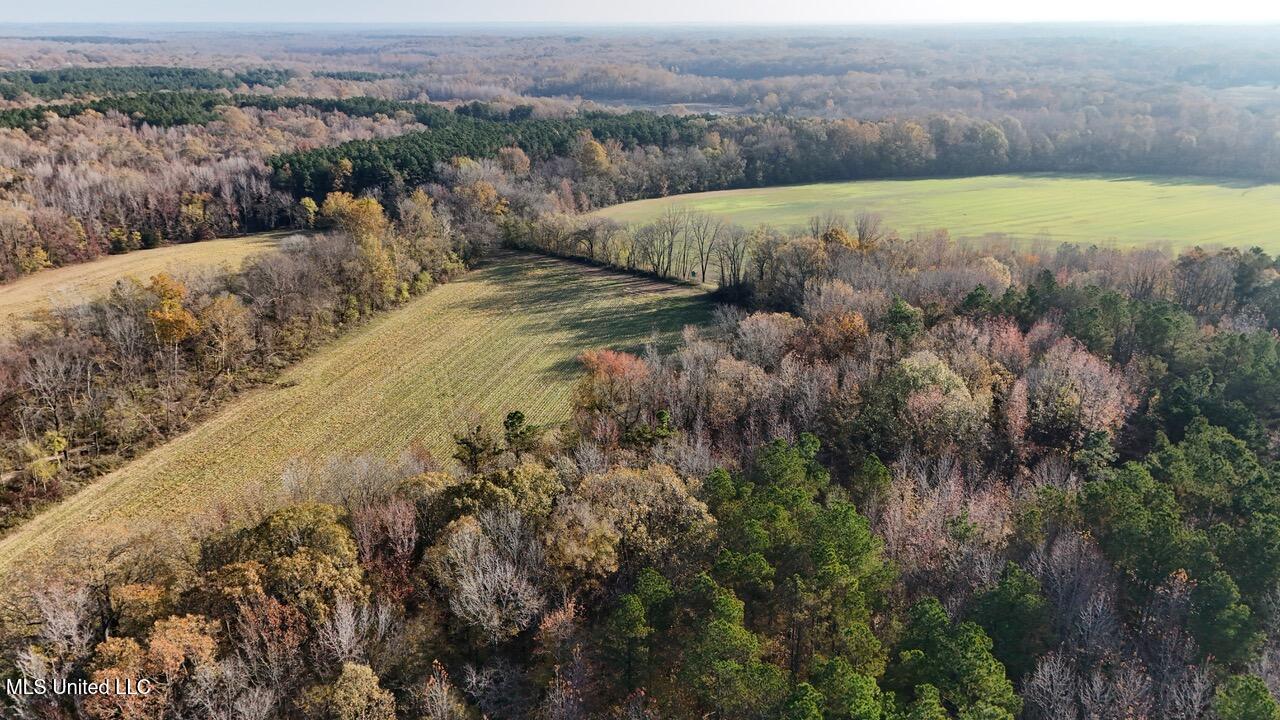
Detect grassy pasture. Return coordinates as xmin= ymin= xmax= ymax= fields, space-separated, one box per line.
xmin=0 ymin=253 xmax=711 ymax=575
xmin=596 ymin=173 xmax=1280 ymax=253
xmin=0 ymin=231 xmax=293 ymax=337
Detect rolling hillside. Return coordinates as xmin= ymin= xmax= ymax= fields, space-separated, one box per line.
xmin=597 ymin=174 xmax=1280 ymax=252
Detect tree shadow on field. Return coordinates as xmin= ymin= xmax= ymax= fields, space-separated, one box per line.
xmin=1012 ymin=172 xmax=1268 ymax=190
xmin=461 ymin=253 xmax=715 ymax=380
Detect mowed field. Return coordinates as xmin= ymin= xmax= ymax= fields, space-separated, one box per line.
xmin=0 ymin=231 xmax=293 ymax=337
xmin=597 ymin=174 xmax=1280 ymax=252
xmin=0 ymin=254 xmax=711 ymax=574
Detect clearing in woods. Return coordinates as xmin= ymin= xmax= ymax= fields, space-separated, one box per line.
xmin=0 ymin=253 xmax=711 ymax=574
xmin=596 ymin=173 xmax=1280 ymax=252
xmin=0 ymin=231 xmax=294 ymax=337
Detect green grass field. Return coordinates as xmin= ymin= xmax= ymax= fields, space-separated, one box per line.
xmin=596 ymin=173 xmax=1280 ymax=252
xmin=0 ymin=253 xmax=711 ymax=574
xmin=0 ymin=231 xmax=293 ymax=337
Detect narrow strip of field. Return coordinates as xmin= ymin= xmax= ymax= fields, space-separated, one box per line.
xmin=0 ymin=231 xmax=292 ymax=337
xmin=596 ymin=173 xmax=1280 ymax=252
xmin=0 ymin=254 xmax=711 ymax=575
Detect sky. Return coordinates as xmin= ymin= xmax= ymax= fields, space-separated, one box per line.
xmin=5 ymin=0 xmax=1280 ymax=25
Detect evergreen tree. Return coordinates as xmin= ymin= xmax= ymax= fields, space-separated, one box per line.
xmin=1212 ymin=675 xmax=1280 ymax=720
xmin=887 ymin=598 xmax=1018 ymax=719
xmin=969 ymin=563 xmax=1051 ymax=681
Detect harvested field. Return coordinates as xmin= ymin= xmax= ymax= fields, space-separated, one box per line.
xmin=0 ymin=253 xmax=712 ymax=574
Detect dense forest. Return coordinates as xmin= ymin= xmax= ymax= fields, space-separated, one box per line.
xmin=6 ymin=88 xmax=1280 ymax=281
xmin=8 ymin=124 xmax=1280 ymax=719
xmin=0 ymin=98 xmax=438 ymax=280
xmin=0 ymin=66 xmax=293 ymax=100
xmin=0 ymin=93 xmax=470 ymax=131
xmin=269 ymin=103 xmax=1280 ymax=199
xmin=0 ymin=25 xmax=1279 ymax=281
xmin=4 ymin=24 xmax=1280 ymax=720
xmin=10 ymin=219 xmax=1280 ymax=720
xmin=268 ymin=110 xmax=707 ymax=198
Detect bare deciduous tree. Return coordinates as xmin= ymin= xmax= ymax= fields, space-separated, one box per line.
xmin=316 ymin=595 xmax=366 ymax=668
xmin=713 ymin=223 xmax=751 ymax=288
xmin=416 ymin=661 xmax=470 ymax=720
xmin=1024 ymin=652 xmax=1080 ymax=720
xmin=807 ymin=210 xmax=848 ymax=241
xmin=232 ymin=595 xmax=306 ymax=694
xmin=854 ymin=211 xmax=886 ymax=249
xmin=189 ymin=658 xmax=277 ymax=720
xmin=435 ymin=510 xmax=546 ymax=644
xmin=685 ymin=212 xmax=723 ymax=283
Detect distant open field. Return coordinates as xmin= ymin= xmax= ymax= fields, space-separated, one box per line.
xmin=0 ymin=254 xmax=710 ymax=574
xmin=597 ymin=174 xmax=1280 ymax=252
xmin=0 ymin=231 xmax=293 ymax=337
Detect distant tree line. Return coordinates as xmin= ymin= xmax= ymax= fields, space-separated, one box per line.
xmin=269 ymin=104 xmax=1280 ymax=208
xmin=0 ymin=92 xmax=467 ymax=130
xmin=0 ymin=97 xmax=441 ymax=281
xmin=0 ymin=92 xmax=231 ymax=129
xmin=312 ymin=70 xmax=398 ymax=82
xmin=268 ymin=109 xmax=705 ymax=198
xmin=0 ymin=66 xmax=293 ymax=100
xmin=5 ymin=84 xmax=1280 ymax=281
xmin=0 ymin=35 xmax=156 ymax=45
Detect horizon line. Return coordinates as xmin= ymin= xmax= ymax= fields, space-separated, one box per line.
xmin=4 ymin=20 xmax=1280 ymax=29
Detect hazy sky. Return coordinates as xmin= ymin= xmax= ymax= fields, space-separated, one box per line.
xmin=5 ymin=0 xmax=1280 ymax=25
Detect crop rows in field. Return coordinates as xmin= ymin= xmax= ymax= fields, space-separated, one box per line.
xmin=0 ymin=253 xmax=712 ymax=574
xmin=0 ymin=231 xmax=293 ymax=337
xmin=596 ymin=173 xmax=1280 ymax=253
